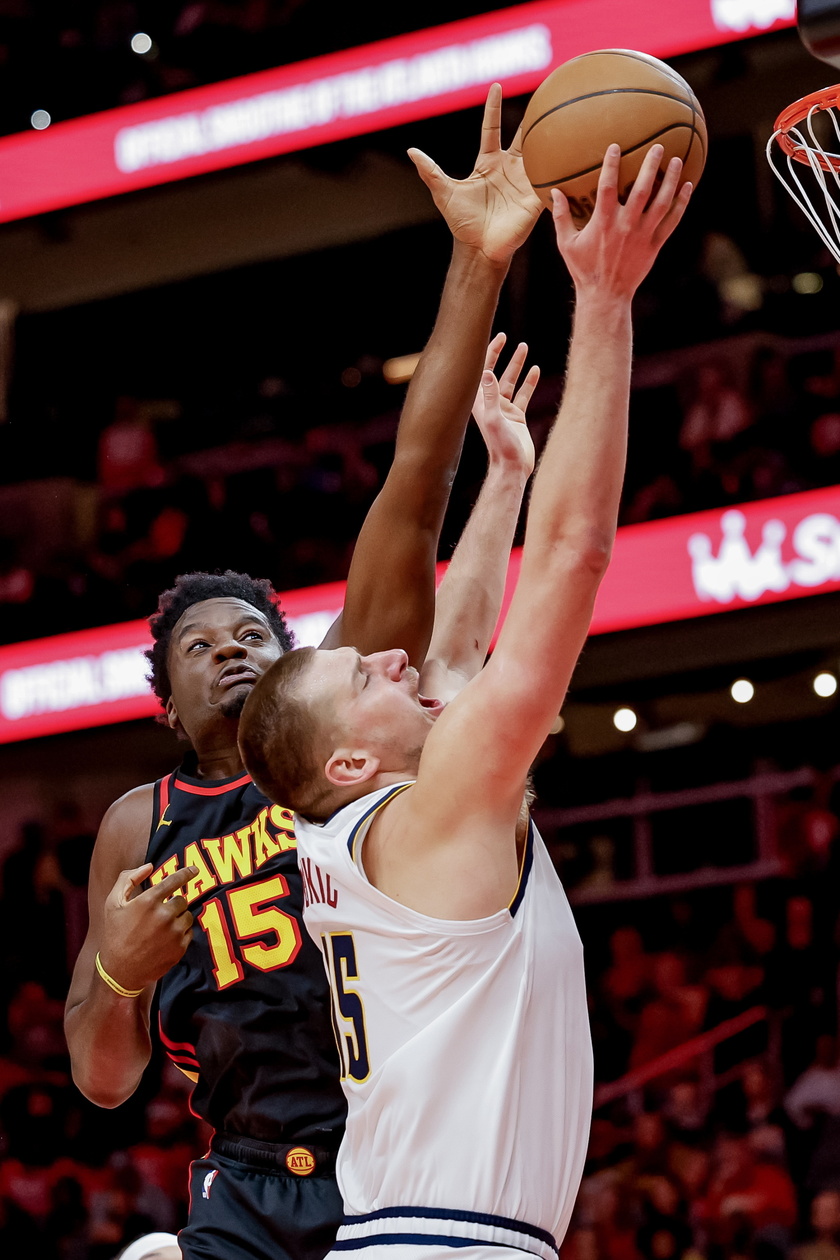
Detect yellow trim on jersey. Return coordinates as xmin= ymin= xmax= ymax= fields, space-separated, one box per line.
xmin=173 ymin=1065 xmax=199 ymax=1083
xmin=507 ymin=816 xmax=535 ymax=913
xmin=349 ymin=782 xmax=414 ymax=867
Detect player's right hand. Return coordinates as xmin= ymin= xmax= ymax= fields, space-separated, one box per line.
xmin=98 ymin=862 xmax=198 ymax=993
xmin=551 ymin=142 xmax=692 ymax=299
xmin=408 ymin=83 xmax=542 ymax=267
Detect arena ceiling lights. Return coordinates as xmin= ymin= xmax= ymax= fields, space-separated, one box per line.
xmin=0 ymin=0 xmax=795 ymax=224
xmin=2 ymin=477 xmax=839 ymax=745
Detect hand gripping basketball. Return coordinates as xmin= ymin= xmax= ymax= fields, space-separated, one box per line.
xmin=98 ymin=861 xmax=198 ymax=993
xmin=551 ymin=143 xmax=692 ymax=298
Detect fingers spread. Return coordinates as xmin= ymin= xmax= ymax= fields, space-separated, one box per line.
xmin=652 ymin=180 xmax=693 ymax=247
xmin=479 ymin=82 xmax=503 ymax=155
xmin=592 ymin=144 xmax=621 ymax=217
xmin=624 ymin=144 xmax=665 ymax=217
xmin=514 ymin=364 xmax=541 ymax=411
xmin=551 ymin=188 xmax=577 ymax=249
xmin=499 ymin=342 xmax=529 ymax=398
xmin=407 ymin=148 xmax=443 ymax=190
xmin=645 ymin=156 xmax=684 ymax=227
xmin=483 ymin=331 xmax=507 ymax=373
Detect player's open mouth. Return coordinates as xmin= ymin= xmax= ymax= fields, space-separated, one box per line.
xmin=418 ymin=695 xmax=444 ymax=716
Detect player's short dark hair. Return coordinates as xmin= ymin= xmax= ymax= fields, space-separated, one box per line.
xmin=239 ymin=647 xmax=336 ymax=818
xmin=145 ymin=570 xmax=294 ymax=708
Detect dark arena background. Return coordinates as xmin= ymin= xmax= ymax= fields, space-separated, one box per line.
xmin=2 ymin=1 xmax=840 ymax=1257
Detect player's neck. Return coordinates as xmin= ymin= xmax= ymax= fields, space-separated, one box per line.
xmin=340 ymin=769 xmax=416 ymax=805
xmin=189 ymin=732 xmax=245 ymax=781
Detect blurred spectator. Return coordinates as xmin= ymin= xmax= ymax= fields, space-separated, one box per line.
xmin=662 ymin=1078 xmax=711 ymax=1140
xmin=806 ymin=411 xmax=840 ymax=488
xmin=97 ymin=398 xmax=165 ymax=499
xmin=790 ymin=1190 xmax=840 ymax=1260
xmin=628 ymin=953 xmax=706 ymax=1072
xmin=776 ymin=782 xmax=840 ymax=880
xmin=708 ymin=883 xmax=776 ymax=970
xmin=678 ymin=360 xmax=754 ymax=472
xmin=784 ymin=1036 xmax=840 ymax=1132
xmin=697 ymin=1131 xmax=798 ymax=1259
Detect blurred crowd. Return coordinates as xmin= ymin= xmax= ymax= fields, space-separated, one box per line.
xmin=0 ymin=801 xmax=209 ymax=1258
xmin=562 ymin=815 xmax=840 ymax=1260
xmin=0 ymin=760 xmax=838 ymax=1259
xmin=5 ymin=323 xmax=840 ymax=647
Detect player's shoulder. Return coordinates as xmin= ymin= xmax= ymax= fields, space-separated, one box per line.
xmin=96 ymin=781 xmax=158 ymax=867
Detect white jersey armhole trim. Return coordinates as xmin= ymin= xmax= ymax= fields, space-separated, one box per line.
xmin=343 ymin=783 xmax=536 ymax=933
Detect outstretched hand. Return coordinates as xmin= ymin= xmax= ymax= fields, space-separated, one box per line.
xmin=551 ymin=143 xmax=693 ymax=298
xmin=472 ymin=332 xmax=539 ymax=477
xmin=408 ymin=83 xmax=543 ymax=267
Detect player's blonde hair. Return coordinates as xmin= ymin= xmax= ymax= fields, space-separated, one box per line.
xmin=238 ymin=647 xmax=336 ymax=818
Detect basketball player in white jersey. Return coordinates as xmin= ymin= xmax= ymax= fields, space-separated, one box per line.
xmin=238 ymin=143 xmax=693 ymax=1260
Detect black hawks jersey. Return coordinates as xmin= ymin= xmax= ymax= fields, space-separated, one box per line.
xmin=146 ymin=754 xmax=346 ymax=1145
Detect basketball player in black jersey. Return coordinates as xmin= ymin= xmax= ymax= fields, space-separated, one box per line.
xmin=65 ymin=86 xmax=543 ymax=1260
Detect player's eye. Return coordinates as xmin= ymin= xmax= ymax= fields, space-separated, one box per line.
xmin=242 ymin=630 xmax=264 ymax=641
xmin=187 ymin=640 xmax=209 ymax=652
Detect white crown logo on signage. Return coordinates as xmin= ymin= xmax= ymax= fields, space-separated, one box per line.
xmin=689 ymin=508 xmax=840 ymax=604
xmin=710 ymin=0 xmax=795 ymax=35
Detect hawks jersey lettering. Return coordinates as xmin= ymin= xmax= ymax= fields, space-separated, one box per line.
xmin=295 ymin=782 xmax=594 ymax=1247
xmin=146 ymin=755 xmax=345 ymax=1145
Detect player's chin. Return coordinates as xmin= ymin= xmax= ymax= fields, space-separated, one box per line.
xmin=219 ymin=688 xmax=253 ymax=720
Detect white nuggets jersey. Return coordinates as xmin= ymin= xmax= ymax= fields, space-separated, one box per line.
xmin=295 ymin=782 xmax=593 ymax=1260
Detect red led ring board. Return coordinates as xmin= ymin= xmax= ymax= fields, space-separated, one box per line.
xmin=2 ymin=479 xmax=840 ymax=744
xmin=0 ymin=0 xmax=795 ymax=225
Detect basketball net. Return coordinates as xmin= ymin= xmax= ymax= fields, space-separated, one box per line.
xmin=768 ymin=85 xmax=840 ymax=263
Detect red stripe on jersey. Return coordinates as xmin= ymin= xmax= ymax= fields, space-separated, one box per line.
xmin=169 ymin=1055 xmax=201 ymax=1072
xmin=158 ymin=1014 xmax=197 ymax=1055
xmin=154 ymin=772 xmax=173 ymax=832
xmin=175 ymin=773 xmax=252 ymax=796
xmin=158 ymin=772 xmax=171 ymax=821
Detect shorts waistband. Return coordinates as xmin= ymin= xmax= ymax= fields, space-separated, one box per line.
xmin=210 ymin=1132 xmax=338 ymax=1177
xmin=335 ymin=1207 xmax=559 ymax=1260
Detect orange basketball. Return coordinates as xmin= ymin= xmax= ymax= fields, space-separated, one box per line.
xmin=520 ymin=49 xmax=706 ymax=228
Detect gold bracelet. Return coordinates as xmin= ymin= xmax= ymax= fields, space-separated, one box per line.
xmin=95 ymin=952 xmax=144 ymax=999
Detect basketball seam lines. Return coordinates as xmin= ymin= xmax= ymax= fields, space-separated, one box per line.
xmin=523 ymin=88 xmax=696 ymax=143
xmin=530 ymin=122 xmax=703 ymax=189
xmin=575 ymin=49 xmax=693 ymax=89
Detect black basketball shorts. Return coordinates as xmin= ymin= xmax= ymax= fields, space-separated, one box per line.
xmin=179 ymin=1134 xmax=343 ymax=1260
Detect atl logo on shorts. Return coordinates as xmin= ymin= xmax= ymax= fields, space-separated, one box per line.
xmin=285 ymin=1147 xmax=316 ymax=1176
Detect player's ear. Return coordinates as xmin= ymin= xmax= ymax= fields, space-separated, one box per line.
xmin=325 ymin=748 xmax=379 ymax=789
xmin=165 ymin=696 xmax=182 ymax=732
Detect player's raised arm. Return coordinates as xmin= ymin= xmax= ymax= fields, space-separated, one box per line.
xmin=64 ymin=788 xmax=197 ymax=1108
xmin=319 ymin=84 xmax=541 ymax=665
xmin=408 ymin=145 xmax=692 ymax=840
xmin=419 ymin=335 xmax=537 ymax=703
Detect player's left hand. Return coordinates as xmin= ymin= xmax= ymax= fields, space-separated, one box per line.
xmin=408 ymin=83 xmax=543 ymax=267
xmin=472 ymin=332 xmax=539 ymax=477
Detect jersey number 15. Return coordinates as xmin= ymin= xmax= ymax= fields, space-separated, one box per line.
xmin=323 ymin=932 xmax=371 ymax=1083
